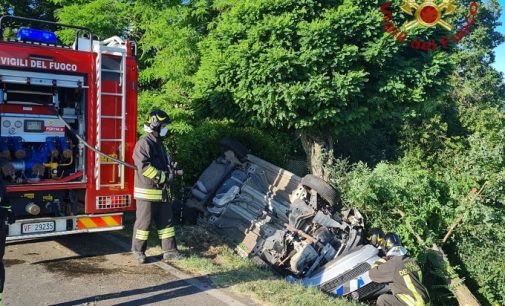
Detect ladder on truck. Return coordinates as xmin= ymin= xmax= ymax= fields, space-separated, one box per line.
xmin=94 ymin=37 xmax=128 ymax=190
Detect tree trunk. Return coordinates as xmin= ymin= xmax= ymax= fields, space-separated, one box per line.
xmin=429 ymin=245 xmax=481 ymax=306
xmin=299 ymin=131 xmax=334 ymax=180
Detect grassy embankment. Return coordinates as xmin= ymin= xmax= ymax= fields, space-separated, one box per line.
xmin=121 ymin=212 xmax=363 ymax=306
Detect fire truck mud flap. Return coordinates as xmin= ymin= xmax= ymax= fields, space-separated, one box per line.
xmin=6 ymin=213 xmax=123 ymax=241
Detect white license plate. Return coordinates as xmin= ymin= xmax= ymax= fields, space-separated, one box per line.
xmin=21 ymin=221 xmax=55 ymax=234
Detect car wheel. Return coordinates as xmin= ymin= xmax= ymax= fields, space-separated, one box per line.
xmin=219 ymin=137 xmax=248 ymax=160
xmin=301 ymin=174 xmax=338 ymax=207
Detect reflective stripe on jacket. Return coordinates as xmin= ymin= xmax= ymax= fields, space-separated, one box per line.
xmin=369 ymin=255 xmax=430 ymax=306
xmin=133 ymin=133 xmax=170 ymax=202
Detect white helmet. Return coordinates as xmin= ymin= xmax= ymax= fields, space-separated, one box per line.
xmin=386 ymin=246 xmax=408 ymax=257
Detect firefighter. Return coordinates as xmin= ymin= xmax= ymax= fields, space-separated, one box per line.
xmin=368 ymin=232 xmax=430 ymax=306
xmin=132 ymin=109 xmax=182 ymax=264
xmin=0 ymin=175 xmax=15 ymax=304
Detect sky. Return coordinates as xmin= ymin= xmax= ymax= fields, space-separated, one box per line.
xmin=492 ymin=0 xmax=505 ymax=74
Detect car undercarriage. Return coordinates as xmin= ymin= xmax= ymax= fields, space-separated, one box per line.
xmin=185 ymin=138 xmax=387 ymax=301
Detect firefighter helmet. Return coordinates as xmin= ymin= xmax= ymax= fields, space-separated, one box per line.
xmin=386 ymin=245 xmax=408 ymax=257
xmin=145 ymin=109 xmax=170 ymax=132
xmin=384 ymin=232 xmax=402 ymax=251
xmin=366 ymin=227 xmax=385 ymax=248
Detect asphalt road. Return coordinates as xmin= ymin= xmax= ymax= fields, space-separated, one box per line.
xmin=3 ymin=233 xmax=255 ymax=306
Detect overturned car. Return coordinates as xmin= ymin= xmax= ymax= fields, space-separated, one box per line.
xmin=185 ymin=138 xmax=386 ymax=300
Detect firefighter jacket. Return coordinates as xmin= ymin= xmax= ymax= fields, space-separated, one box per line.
xmin=369 ymin=255 xmax=430 ymax=306
xmin=133 ymin=132 xmax=171 ymax=202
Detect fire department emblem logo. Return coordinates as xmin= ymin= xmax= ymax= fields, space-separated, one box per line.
xmin=401 ymin=0 xmax=457 ymax=30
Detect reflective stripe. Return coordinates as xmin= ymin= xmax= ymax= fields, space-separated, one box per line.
xmin=134 ymin=193 xmax=162 ymax=201
xmin=135 ymin=229 xmax=149 ymax=241
xmin=398 ymin=293 xmax=418 ymax=306
xmin=77 ymin=216 xmax=122 ymax=229
xmin=134 ymin=187 xmax=163 ymax=201
xmin=142 ymin=166 xmax=158 ymax=179
xmin=398 ymin=274 xmax=425 ymax=306
xmin=158 ymin=227 xmax=175 ymax=239
xmin=79 ymin=217 xmax=97 ymax=228
xmin=134 ymin=187 xmax=162 ymax=195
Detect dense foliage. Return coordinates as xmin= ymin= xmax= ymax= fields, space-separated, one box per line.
xmin=0 ymin=0 xmax=58 ymax=19
xmin=175 ymin=119 xmax=290 ymax=185
xmin=194 ymin=0 xmax=451 ymax=130
xmin=193 ymin=0 xmax=458 ymax=177
xmin=330 ymin=115 xmax=505 ymax=302
xmin=4 ymin=0 xmax=504 ymax=304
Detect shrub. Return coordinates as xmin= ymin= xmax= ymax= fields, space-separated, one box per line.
xmin=329 ymin=159 xmax=457 ymax=303
xmin=329 ymin=148 xmax=504 ymax=305
xmin=174 ymin=119 xmax=291 ymax=186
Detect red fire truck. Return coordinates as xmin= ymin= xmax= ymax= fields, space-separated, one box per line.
xmin=0 ymin=16 xmax=137 ymax=240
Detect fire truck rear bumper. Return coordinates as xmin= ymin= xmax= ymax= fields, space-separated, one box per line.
xmin=6 ymin=213 xmax=124 ymax=241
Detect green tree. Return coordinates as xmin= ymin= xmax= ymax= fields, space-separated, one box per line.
xmin=50 ymin=0 xmax=130 ymax=43
xmin=1 ymin=0 xmax=58 ymax=20
xmin=131 ymin=0 xmax=212 ymax=133
xmin=50 ymin=0 xmax=215 ymax=136
xmin=0 ymin=0 xmax=59 ymax=41
xmin=389 ymin=2 xmax=505 ymax=303
xmin=331 ymin=104 xmax=505 ymax=304
xmin=449 ymin=0 xmax=505 ymax=107
xmin=193 ymin=0 xmax=455 ymax=178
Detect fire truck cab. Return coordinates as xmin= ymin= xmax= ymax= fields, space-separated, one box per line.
xmin=0 ymin=16 xmax=137 ymax=240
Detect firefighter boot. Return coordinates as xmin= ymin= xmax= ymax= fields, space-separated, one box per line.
xmin=133 ymin=252 xmax=146 ymax=264
xmin=162 ymin=237 xmax=183 ymax=261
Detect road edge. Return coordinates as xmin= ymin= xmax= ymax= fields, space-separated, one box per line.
xmin=101 ymin=232 xmax=249 ymax=306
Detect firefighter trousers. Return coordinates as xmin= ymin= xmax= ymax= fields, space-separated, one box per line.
xmin=132 ymin=200 xmax=176 ymax=254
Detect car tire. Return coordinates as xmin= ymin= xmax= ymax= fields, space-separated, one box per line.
xmin=219 ymin=137 xmax=248 ymax=160
xmin=301 ymin=174 xmax=338 ymax=207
